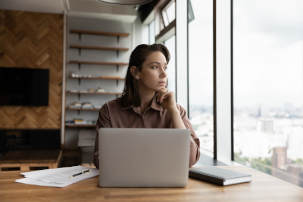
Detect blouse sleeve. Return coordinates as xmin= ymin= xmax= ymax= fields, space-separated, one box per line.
xmin=93 ymin=103 xmax=112 ymax=169
xmin=177 ymin=104 xmax=200 ymax=167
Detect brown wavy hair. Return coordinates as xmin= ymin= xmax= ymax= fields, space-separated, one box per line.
xmin=119 ymin=44 xmax=170 ymax=107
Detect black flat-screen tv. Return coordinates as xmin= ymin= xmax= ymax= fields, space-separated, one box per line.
xmin=0 ymin=67 xmax=49 ymax=106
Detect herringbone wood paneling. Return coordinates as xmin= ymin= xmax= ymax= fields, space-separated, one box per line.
xmin=0 ymin=10 xmax=63 ymax=129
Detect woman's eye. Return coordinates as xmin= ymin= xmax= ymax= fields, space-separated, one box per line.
xmin=151 ymin=66 xmax=158 ymax=69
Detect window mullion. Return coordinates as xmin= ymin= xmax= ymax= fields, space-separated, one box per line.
xmin=214 ymin=0 xmax=232 ymax=163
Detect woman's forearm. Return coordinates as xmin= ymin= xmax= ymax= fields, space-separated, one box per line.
xmin=168 ymin=108 xmax=200 ymax=167
xmin=168 ymin=108 xmax=186 ymax=129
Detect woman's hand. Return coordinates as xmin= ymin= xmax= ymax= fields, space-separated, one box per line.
xmin=156 ymin=88 xmax=178 ymax=112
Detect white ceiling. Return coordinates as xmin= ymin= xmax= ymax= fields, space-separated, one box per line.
xmin=0 ymin=0 xmax=138 ymax=22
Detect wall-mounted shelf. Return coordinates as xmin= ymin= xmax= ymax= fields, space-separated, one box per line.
xmin=68 ymin=60 xmax=128 ymax=66
xmin=69 ymin=75 xmax=124 ymax=80
xmin=65 ymin=124 xmax=95 ymax=128
xmin=66 ymin=91 xmax=122 ymax=95
xmin=66 ymin=107 xmax=100 ymax=112
xmin=70 ymin=45 xmax=129 ymax=52
xmin=70 ymin=29 xmax=129 ymax=37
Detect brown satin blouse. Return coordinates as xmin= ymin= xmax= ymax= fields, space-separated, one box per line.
xmin=94 ymin=96 xmax=200 ymax=168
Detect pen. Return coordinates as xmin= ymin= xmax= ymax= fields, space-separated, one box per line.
xmin=72 ymin=169 xmax=90 ymax=177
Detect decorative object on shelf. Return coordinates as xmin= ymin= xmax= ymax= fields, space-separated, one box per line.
xmin=69 ymin=73 xmax=124 ymax=80
xmin=65 ymin=120 xmax=74 ymax=124
xmin=94 ymin=105 xmax=102 ymax=109
xmin=81 ymin=102 xmax=94 ymax=109
xmin=65 ymin=119 xmax=97 ymax=126
xmin=68 ymin=102 xmax=96 ymax=110
xmin=74 ymin=119 xmax=85 ymax=124
xmin=69 ymin=101 xmax=82 ymax=109
xmin=96 ymin=87 xmax=105 ymax=93
xmin=70 ymin=72 xmax=94 ymax=79
xmin=88 ymin=88 xmax=96 ymax=93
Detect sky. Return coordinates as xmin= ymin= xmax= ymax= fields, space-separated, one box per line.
xmin=188 ymin=0 xmax=303 ymax=108
xmin=189 ymin=0 xmax=213 ymax=107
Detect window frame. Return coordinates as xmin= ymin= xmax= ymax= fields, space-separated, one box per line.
xmin=186 ymin=0 xmax=234 ymax=163
xmin=213 ymin=0 xmax=233 ymax=163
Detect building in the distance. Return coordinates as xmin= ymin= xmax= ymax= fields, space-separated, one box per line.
xmin=272 ymin=146 xmax=287 ymax=170
xmin=258 ymin=119 xmax=274 ymax=134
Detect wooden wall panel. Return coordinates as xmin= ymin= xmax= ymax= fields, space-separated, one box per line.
xmin=0 ymin=10 xmax=63 ymax=129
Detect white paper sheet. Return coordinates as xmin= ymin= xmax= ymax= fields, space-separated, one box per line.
xmin=16 ymin=166 xmax=99 ymax=187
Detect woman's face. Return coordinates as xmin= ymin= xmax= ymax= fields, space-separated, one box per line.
xmin=136 ymin=51 xmax=168 ymax=92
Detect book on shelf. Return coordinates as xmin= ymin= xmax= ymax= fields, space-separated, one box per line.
xmin=189 ymin=166 xmax=252 ymax=186
xmin=65 ymin=119 xmax=96 ymax=125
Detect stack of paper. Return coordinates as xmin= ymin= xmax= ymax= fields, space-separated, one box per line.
xmin=16 ymin=166 xmax=99 ymax=187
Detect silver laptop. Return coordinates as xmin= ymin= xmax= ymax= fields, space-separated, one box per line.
xmin=98 ymin=128 xmax=190 ymax=187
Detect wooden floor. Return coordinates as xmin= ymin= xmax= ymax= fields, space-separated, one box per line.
xmin=0 ymin=166 xmax=302 ymax=202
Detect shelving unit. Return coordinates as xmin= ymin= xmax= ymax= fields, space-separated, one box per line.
xmin=70 ymin=29 xmax=130 ymax=37
xmin=66 ymin=90 xmax=122 ymax=95
xmin=65 ymin=28 xmax=129 ymax=127
xmin=64 ymin=18 xmax=131 ymax=164
xmin=65 ymin=124 xmax=96 ymax=128
xmin=70 ymin=45 xmax=129 ymax=52
xmin=68 ymin=60 xmax=128 ymax=66
xmin=66 ymin=107 xmax=100 ymax=111
xmin=69 ymin=75 xmax=125 ymax=80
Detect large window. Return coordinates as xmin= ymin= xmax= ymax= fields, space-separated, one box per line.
xmin=188 ymin=0 xmax=214 ymax=157
xmin=234 ymin=0 xmax=303 ymax=187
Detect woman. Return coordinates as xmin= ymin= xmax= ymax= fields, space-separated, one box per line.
xmin=94 ymin=44 xmax=200 ymax=168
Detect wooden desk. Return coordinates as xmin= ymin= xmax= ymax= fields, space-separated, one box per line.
xmin=1 ymin=166 xmax=302 ymax=202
